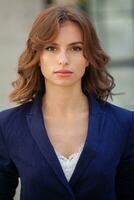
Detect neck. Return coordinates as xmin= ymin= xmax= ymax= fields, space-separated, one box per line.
xmin=42 ymin=82 xmax=89 ymax=117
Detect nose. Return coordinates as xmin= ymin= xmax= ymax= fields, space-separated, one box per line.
xmin=58 ymin=51 xmax=69 ymax=66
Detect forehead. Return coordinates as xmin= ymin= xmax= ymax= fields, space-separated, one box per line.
xmin=54 ymin=21 xmax=83 ymax=43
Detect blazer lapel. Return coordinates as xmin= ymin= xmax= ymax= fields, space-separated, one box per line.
xmin=69 ymin=96 xmax=106 ymax=187
xmin=26 ymin=95 xmax=105 ymax=192
xmin=26 ymin=95 xmax=74 ymax=196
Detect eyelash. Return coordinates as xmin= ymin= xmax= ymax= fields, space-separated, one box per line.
xmin=45 ymin=46 xmax=56 ymax=51
xmin=45 ymin=46 xmax=82 ymax=52
xmin=72 ymin=46 xmax=82 ymax=51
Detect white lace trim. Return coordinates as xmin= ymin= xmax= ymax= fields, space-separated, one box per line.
xmin=55 ymin=144 xmax=84 ymax=181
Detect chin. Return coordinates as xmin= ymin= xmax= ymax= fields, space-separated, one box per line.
xmin=55 ymin=79 xmax=81 ymax=88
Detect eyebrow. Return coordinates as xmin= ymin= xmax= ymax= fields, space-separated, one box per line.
xmin=48 ymin=41 xmax=84 ymax=46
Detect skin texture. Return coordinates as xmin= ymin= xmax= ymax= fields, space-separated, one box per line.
xmin=40 ymin=21 xmax=88 ymax=89
xmin=40 ymin=21 xmax=89 ymax=116
xmin=39 ymin=21 xmax=89 ymax=157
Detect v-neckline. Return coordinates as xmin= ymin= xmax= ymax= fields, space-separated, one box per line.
xmin=26 ymin=94 xmax=105 ymax=194
xmin=55 ymin=143 xmax=85 ymax=160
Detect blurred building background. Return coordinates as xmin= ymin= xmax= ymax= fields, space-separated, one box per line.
xmin=0 ymin=0 xmax=133 ymax=199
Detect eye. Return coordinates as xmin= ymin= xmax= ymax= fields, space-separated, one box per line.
xmin=72 ymin=46 xmax=82 ymax=51
xmin=45 ymin=46 xmax=57 ymax=51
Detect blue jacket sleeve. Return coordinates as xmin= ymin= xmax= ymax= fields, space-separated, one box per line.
xmin=116 ymin=111 xmax=134 ymax=199
xmin=0 ymin=121 xmax=18 ymax=200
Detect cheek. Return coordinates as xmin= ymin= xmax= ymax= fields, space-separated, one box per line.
xmin=76 ymin=58 xmax=88 ymax=77
xmin=74 ymin=57 xmax=88 ymax=70
xmin=72 ymin=53 xmax=88 ymax=64
xmin=40 ymin=55 xmax=55 ymax=74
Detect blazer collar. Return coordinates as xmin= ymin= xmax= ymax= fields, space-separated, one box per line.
xmin=26 ymin=94 xmax=105 ymax=192
xmin=26 ymin=95 xmax=74 ymax=196
xmin=28 ymin=94 xmax=104 ymax=115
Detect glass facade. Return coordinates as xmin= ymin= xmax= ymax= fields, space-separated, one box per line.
xmin=86 ymin=0 xmax=134 ymax=109
xmin=87 ymin=0 xmax=134 ymax=64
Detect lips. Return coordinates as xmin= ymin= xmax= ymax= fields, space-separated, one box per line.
xmin=54 ymin=69 xmax=73 ymax=73
xmin=54 ymin=69 xmax=73 ymax=77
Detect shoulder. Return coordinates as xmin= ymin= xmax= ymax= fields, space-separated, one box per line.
xmin=0 ymin=101 xmax=33 ymax=128
xmin=102 ymin=101 xmax=133 ymax=131
xmin=104 ymin=101 xmax=133 ymax=118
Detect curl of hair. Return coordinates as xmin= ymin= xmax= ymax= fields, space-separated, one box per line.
xmin=9 ymin=5 xmax=115 ymax=104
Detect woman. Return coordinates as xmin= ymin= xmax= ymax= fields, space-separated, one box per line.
xmin=0 ymin=4 xmax=134 ymax=200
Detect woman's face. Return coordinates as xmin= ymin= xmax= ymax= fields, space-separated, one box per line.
xmin=39 ymin=21 xmax=88 ymax=87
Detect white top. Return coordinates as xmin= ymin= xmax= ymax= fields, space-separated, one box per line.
xmin=55 ymin=144 xmax=84 ymax=181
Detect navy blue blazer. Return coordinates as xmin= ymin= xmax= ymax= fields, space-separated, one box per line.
xmin=0 ymin=95 xmax=134 ymax=200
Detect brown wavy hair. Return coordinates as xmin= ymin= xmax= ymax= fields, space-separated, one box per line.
xmin=9 ymin=4 xmax=115 ymax=104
